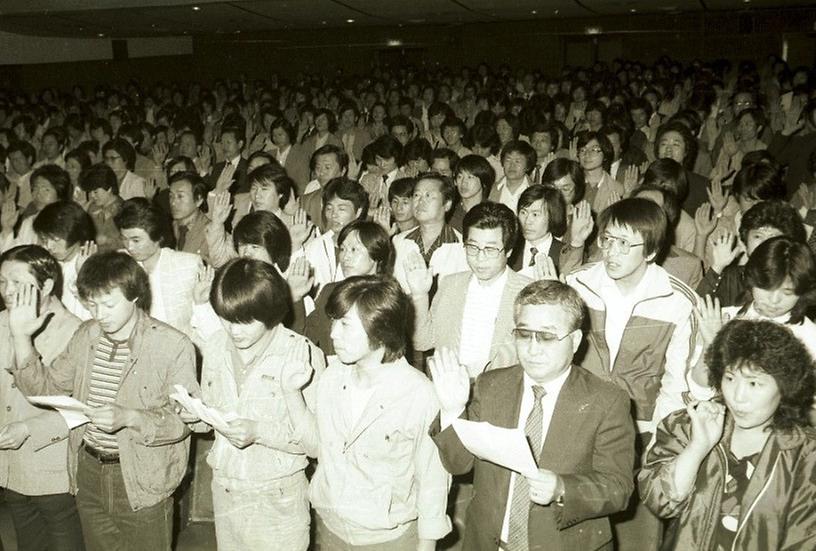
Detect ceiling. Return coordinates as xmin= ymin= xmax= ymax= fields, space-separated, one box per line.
xmin=0 ymin=0 xmax=813 ymax=38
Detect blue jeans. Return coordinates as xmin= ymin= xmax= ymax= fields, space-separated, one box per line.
xmin=4 ymin=489 xmax=83 ymax=551
xmin=76 ymin=450 xmax=173 ymax=551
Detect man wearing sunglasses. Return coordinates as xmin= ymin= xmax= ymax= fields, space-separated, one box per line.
xmin=565 ymin=197 xmax=703 ymax=551
xmin=429 ymin=279 xmax=635 ymax=551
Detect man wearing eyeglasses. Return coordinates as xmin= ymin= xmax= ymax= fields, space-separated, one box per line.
xmin=564 ymin=197 xmax=703 ymax=551
xmin=406 ymin=202 xmax=531 ymax=377
xmin=429 ymin=279 xmax=635 ymax=551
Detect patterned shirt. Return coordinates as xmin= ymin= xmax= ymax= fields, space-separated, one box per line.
xmin=83 ymin=334 xmax=129 ymax=453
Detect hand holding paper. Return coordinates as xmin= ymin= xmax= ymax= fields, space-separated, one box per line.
xmin=451 ymin=418 xmax=538 ymax=477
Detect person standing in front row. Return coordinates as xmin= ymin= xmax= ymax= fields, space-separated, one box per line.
xmin=6 ymin=251 xmax=199 ymax=551
xmin=430 ymin=280 xmax=635 ymax=550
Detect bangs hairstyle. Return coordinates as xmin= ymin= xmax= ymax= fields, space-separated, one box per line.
xmin=455 ymin=155 xmax=496 ymax=195
xmin=233 ymin=211 xmax=292 ymax=272
xmin=33 ymin=201 xmax=95 ymax=246
xmin=325 ymin=275 xmax=410 ymax=363
xmin=1 ymin=245 xmax=63 ymax=299
xmin=77 ymin=251 xmax=151 ymax=311
xmin=210 ymin=257 xmax=290 ymax=329
xmin=463 ymin=201 xmax=518 ymax=251
xmin=706 ymin=319 xmax=815 ymax=430
xmin=575 ymin=130 xmax=615 ymax=172
xmin=514 ymin=279 xmax=585 ymax=332
xmin=743 ymin=236 xmax=816 ymax=325
xmin=541 ymin=158 xmax=586 ymax=204
xmin=338 ymin=220 xmax=395 ymax=275
xmin=642 ymin=158 xmax=689 ymax=203
xmin=247 ymin=164 xmax=293 ymax=210
xmin=597 ymin=197 xmax=668 ymax=259
xmin=518 ymin=185 xmax=568 ymax=238
xmin=322 ymin=177 xmax=369 ymax=219
xmin=738 ymin=200 xmax=807 ymax=245
xmin=114 ymin=198 xmax=171 ymax=244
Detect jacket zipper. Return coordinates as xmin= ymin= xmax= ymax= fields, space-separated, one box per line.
xmin=730 ymin=455 xmax=780 ymax=551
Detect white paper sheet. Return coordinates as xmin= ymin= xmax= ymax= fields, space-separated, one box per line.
xmin=169 ymin=385 xmax=238 ymax=432
xmin=27 ymin=396 xmax=91 ymax=429
xmin=451 ymin=418 xmax=539 ymax=477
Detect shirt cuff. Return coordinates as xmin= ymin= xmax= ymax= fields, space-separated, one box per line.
xmin=440 ymin=408 xmax=465 ymax=431
xmin=417 ymin=514 xmax=452 ymax=541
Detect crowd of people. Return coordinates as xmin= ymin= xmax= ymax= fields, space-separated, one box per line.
xmin=0 ymin=52 xmax=815 ymax=550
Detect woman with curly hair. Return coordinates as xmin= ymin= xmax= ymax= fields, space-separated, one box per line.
xmin=639 ymin=319 xmax=816 ymax=550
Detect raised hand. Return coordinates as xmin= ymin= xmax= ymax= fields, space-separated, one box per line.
xmin=404 ymin=250 xmax=433 ymax=297
xmin=568 ymin=137 xmax=579 ymax=161
xmin=706 ymin=179 xmax=730 ymax=215
xmin=709 ymin=231 xmax=743 ymax=274
xmin=533 ymin=254 xmax=559 ymax=282
xmin=151 ymin=142 xmax=169 ymax=166
xmin=75 ymin=241 xmax=98 ymax=273
xmin=195 ymin=145 xmax=213 ymax=175
xmin=569 ymin=200 xmax=594 ymax=248
xmin=1 ymin=201 xmax=19 ymax=233
xmin=207 ymin=191 xmax=232 ymax=227
xmin=194 ymin=263 xmax=215 ymax=305
xmin=694 ymin=202 xmax=717 ymax=238
xmin=541 ymin=151 xmax=557 ymax=171
xmin=372 ymin=203 xmax=392 ymax=233
xmin=288 ymin=208 xmax=313 ymax=250
xmin=286 ymin=256 xmax=314 ymax=303
xmin=144 ymin=175 xmax=158 ymax=201
xmin=606 ymin=190 xmax=622 ymax=209
xmin=428 ymin=347 xmax=470 ymax=415
xmin=695 ymin=295 xmax=726 ymax=346
xmin=9 ymin=283 xmax=48 ymax=338
xmin=214 ymin=163 xmax=237 ymax=194
xmin=281 ymin=339 xmax=313 ymax=392
xmin=721 ymin=131 xmax=739 ymax=158
xmin=687 ymin=400 xmax=725 ymax=456
xmin=622 ymin=165 xmax=640 ymax=196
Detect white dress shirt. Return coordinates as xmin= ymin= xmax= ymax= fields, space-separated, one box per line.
xmin=458 ymin=269 xmax=509 ymax=377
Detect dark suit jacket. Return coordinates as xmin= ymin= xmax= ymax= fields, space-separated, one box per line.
xmin=431 ymin=365 xmax=635 ymax=551
xmin=208 ymin=158 xmax=249 ymax=195
xmin=509 ymin=237 xmax=563 ymax=272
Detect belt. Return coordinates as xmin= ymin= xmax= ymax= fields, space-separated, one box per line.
xmin=82 ymin=444 xmax=120 ymax=464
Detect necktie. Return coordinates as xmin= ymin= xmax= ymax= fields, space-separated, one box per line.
xmin=177 ymin=224 xmax=189 ymax=251
xmin=533 ymin=165 xmax=541 ymax=186
xmin=506 ymin=385 xmax=547 ymax=551
xmin=529 ymin=247 xmax=538 ymax=267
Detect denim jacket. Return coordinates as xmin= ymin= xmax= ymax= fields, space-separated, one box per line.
xmin=11 ymin=310 xmax=200 ymax=511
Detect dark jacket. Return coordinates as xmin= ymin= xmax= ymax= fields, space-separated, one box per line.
xmin=431 ymin=365 xmax=635 ymax=551
xmin=639 ymin=409 xmax=816 ymax=551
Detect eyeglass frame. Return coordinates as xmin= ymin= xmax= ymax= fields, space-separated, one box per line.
xmin=464 ymin=242 xmax=505 ymax=259
xmin=512 ymin=327 xmax=573 ymax=345
xmin=596 ymin=234 xmax=645 ymax=255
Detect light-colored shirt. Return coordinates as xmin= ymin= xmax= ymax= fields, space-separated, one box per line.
xmin=459 ymin=269 xmax=509 ymax=377
xmin=500 ymin=368 xmax=572 ymax=543
xmin=495 ymin=176 xmax=531 ymax=213
xmin=521 ymin=234 xmax=554 ymax=269
xmin=60 ymin=255 xmax=92 ymax=321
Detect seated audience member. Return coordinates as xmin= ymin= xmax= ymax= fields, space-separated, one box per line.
xmin=565 ymin=197 xmax=702 ymax=551
xmin=210 ymin=124 xmax=249 ymax=198
xmin=1 ymin=164 xmax=72 ymax=253
xmin=430 ymin=148 xmax=459 ymax=178
xmin=34 ymin=127 xmax=67 ymax=169
xmin=65 ymin=147 xmax=93 ymax=204
xmin=441 ymin=117 xmax=472 ymax=158
xmin=337 ymin=102 xmax=371 ymax=169
xmin=641 ymin=158 xmax=697 ymax=253
xmin=389 ymin=114 xmax=415 ymax=146
xmin=575 ymin=130 xmax=625 ymax=214
xmin=0 ymin=245 xmax=84 ymax=551
xmin=168 ymin=171 xmax=210 ymax=262
xmin=488 ymin=140 xmax=536 ymax=212
xmin=407 ymin=201 xmax=532 ymax=376
xmin=697 ymin=200 xmax=806 ymax=307
xmin=301 ymin=108 xmax=342 ymax=164
xmin=102 ymin=138 xmax=147 ymax=200
xmin=269 ymin=118 xmax=310 ymax=193
xmin=283 ymin=275 xmax=452 ymax=549
xmin=115 ymin=198 xmax=200 ymax=338
xmin=304 ymin=220 xmax=394 ymax=356
xmin=33 ymin=201 xmax=96 ymax=320
xmin=393 ymin=173 xmax=468 ymax=295
xmin=469 ymin=123 xmax=504 ymax=182
xmin=633 ymin=185 xmax=704 ymax=288
xmin=302 ymin=177 xmax=368 ymax=290
xmin=388 ymin=177 xmax=418 ymax=234
xmin=6 ymin=140 xmax=36 ymax=209
xmin=541 ymin=157 xmax=586 ymax=210
xmin=190 ymin=257 xmax=324 ymax=551
xmin=639 ymin=319 xmax=816 ymax=550
xmin=528 ymin=122 xmax=559 ymax=185
xmin=430 ymin=280 xmax=635 ymax=550
xmin=359 ymin=135 xmax=404 ymax=208
xmin=401 ymin=137 xmax=432 ymax=178
xmin=509 ymin=184 xmax=568 ymax=275
xmin=7 ymin=251 xmax=199 ymax=551
xmin=79 ymin=163 xmax=125 ymax=252
xmin=450 ymin=154 xmax=495 ymax=232
xmin=300 ymin=144 xmax=349 ymax=231
xmin=655 ymin=120 xmax=709 ymax=215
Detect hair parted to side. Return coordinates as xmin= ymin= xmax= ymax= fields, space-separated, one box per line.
xmin=210 ymin=257 xmax=290 ymax=329
xmin=76 ymin=251 xmax=151 ymax=311
xmin=513 ymin=279 xmax=586 ymax=332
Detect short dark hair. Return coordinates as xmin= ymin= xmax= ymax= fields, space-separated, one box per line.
xmin=232 ymin=211 xmax=292 ymax=272
xmin=455 ymin=155 xmax=496 ymax=194
xmin=79 ymin=163 xmax=119 ymax=195
xmin=310 ymin=144 xmax=349 ymax=174
xmin=469 ymin=124 xmax=500 ymax=155
xmin=102 ymin=138 xmax=136 ymax=171
xmin=732 ymin=163 xmax=786 ymax=202
xmin=388 ymin=114 xmax=414 ymax=136
xmin=541 ymin=158 xmax=586 ymax=204
xmin=388 ymin=177 xmax=415 ymax=202
xmin=210 ymin=257 xmax=290 ymax=329
xmin=430 ymin=148 xmax=459 ymax=171
xmin=463 ymin=201 xmax=518 ymax=251
xmin=706 ymin=319 xmax=815 ymax=430
xmin=270 ymin=119 xmax=296 ymax=145
xmin=642 ymin=158 xmax=689 ymax=203
xmin=518 ymin=185 xmax=568 ymax=237
xmin=576 ymin=130 xmax=615 ymax=172
xmin=416 ymin=172 xmax=457 ymax=207
xmin=654 ymin=121 xmax=698 ymax=170
xmin=168 ymin=171 xmax=208 ymax=210
xmin=338 ymin=220 xmax=395 ymax=275
xmin=314 ymin=108 xmax=338 ymax=134
xmin=499 ymin=140 xmax=537 ymax=173
xmin=33 ymin=201 xmax=95 ymax=246
xmin=403 ymin=138 xmax=432 ymax=166
xmin=114 ymin=198 xmax=170 ymax=245
xmin=597 ymin=197 xmax=668 ymax=259
xmin=31 ymin=164 xmax=72 ymax=202
xmin=322 ymin=177 xmax=369 ymax=219
xmin=77 ymin=251 xmax=151 ymax=312
xmin=372 ymin=135 xmax=404 ymax=166
xmin=0 ymin=245 xmax=63 ymax=299
xmin=634 ymin=184 xmax=681 ymax=228
xmin=247 ymin=164 xmax=292 ymax=210
xmin=739 ymin=200 xmax=807 ymax=245
xmin=7 ymin=140 xmax=36 ymax=164
xmin=326 ymin=275 xmax=410 ymax=363
xmin=514 ymin=279 xmax=585 ymax=332
xmin=744 ymin=236 xmax=816 ymax=325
